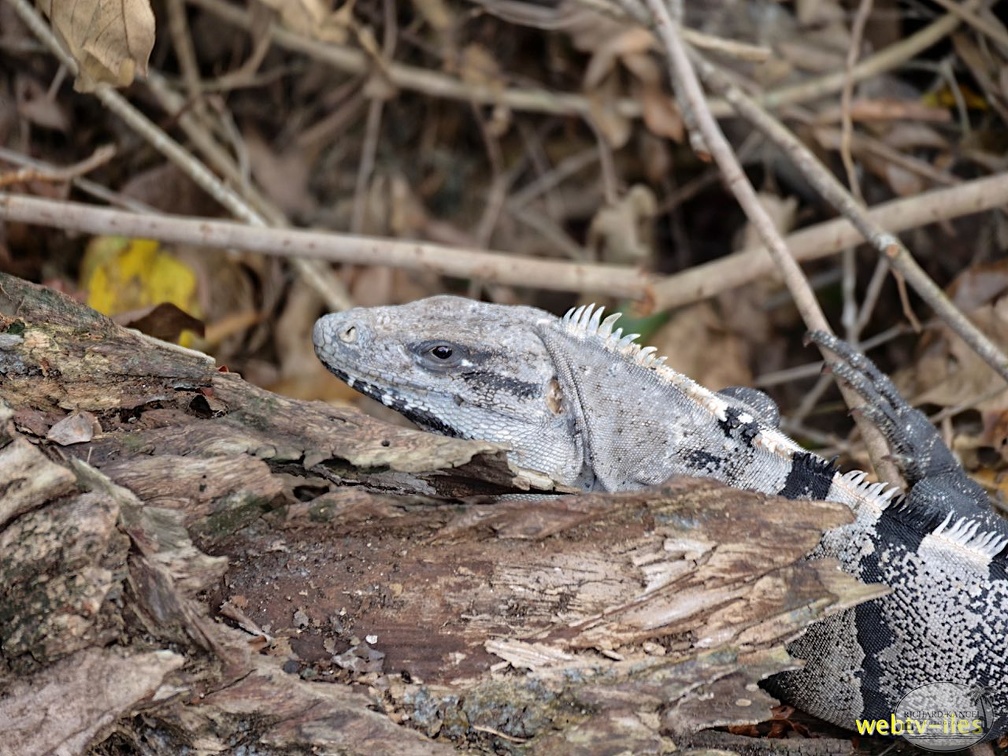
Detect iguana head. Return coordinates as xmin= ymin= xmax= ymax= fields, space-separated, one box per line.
xmin=313 ymin=295 xmax=587 ymax=486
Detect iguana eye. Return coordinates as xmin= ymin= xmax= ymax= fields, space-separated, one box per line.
xmin=414 ymin=340 xmax=468 ymax=369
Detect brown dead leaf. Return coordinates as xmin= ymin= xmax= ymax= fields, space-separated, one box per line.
xmin=244 ymin=130 xmax=316 ymax=218
xmin=459 ymin=43 xmax=504 ymax=92
xmin=119 ymin=162 xmax=216 ymax=216
xmin=879 ymin=161 xmax=924 ymax=197
xmin=735 ymin=192 xmax=798 ymax=252
xmin=258 ymin=0 xmax=352 ymax=44
xmin=583 ymin=27 xmax=654 ymax=90
xmin=411 ymin=0 xmax=457 ymax=62
xmin=877 ymin=122 xmax=949 ymax=150
xmin=38 ymin=0 xmax=155 ymax=92
xmin=896 ymin=262 xmax=1008 ymax=417
xmin=586 ymin=184 xmax=657 ymax=266
xmin=46 ymin=411 xmax=101 ymax=445
xmin=15 ymin=74 xmax=69 ymax=132
xmin=586 ymin=74 xmax=632 ymax=149
xmin=114 ymin=302 xmax=206 ymax=343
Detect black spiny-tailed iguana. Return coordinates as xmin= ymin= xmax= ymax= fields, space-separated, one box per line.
xmin=312 ymin=295 xmax=1008 ymax=739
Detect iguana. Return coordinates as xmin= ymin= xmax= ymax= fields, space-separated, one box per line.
xmin=312 ymin=295 xmax=1008 ymax=740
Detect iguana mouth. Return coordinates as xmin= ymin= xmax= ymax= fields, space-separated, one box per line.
xmin=319 ymin=362 xmax=462 ymax=438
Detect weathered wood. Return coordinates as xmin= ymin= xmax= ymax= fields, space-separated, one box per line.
xmin=0 ymin=272 xmax=883 ymax=754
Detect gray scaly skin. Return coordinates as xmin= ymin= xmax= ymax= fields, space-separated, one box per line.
xmin=313 ymin=295 xmax=1008 ymax=738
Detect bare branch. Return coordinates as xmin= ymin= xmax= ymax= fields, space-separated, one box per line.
xmin=0 ymin=193 xmax=655 ymax=298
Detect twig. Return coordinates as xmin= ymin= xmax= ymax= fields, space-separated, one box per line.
xmin=507 ymin=146 xmax=598 ymax=211
xmin=689 ymin=50 xmax=1008 ymax=386
xmin=642 ymin=0 xmax=899 ymax=482
xmin=839 ymin=0 xmax=872 ymax=203
xmin=645 ymin=0 xmax=826 ymax=327
xmin=650 ymin=171 xmax=1008 ymax=311
xmin=188 ymin=0 xmax=619 ymax=119
xmin=0 ymin=144 xmax=116 ymax=188
xmin=814 ymin=127 xmax=961 ymax=188
xmin=4 ymin=167 xmax=1007 ymax=307
xmin=0 ymin=148 xmax=154 ymax=212
xmin=0 ymin=193 xmax=653 ymax=297
xmin=838 ymin=0 xmax=872 ymax=339
xmin=754 ymin=1 xmax=980 ymax=114
xmin=929 ymin=0 xmax=1008 ymax=50
xmin=165 ymin=0 xmax=209 ymax=123
xmin=6 ymin=0 xmax=257 ymax=224
xmin=351 ymin=0 xmax=396 ymax=235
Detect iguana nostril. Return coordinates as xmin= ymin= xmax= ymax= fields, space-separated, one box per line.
xmin=339 ymin=324 xmax=357 ymax=344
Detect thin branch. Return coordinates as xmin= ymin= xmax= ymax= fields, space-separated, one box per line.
xmin=0 ymin=193 xmax=653 ymax=297
xmin=0 ymin=147 xmax=154 ymax=212
xmin=839 ymin=0 xmax=872 ymax=203
xmin=838 ymin=0 xmax=872 ymax=339
xmin=642 ymin=0 xmax=899 ymax=482
xmin=689 ymin=50 xmax=1008 ymax=386
xmin=929 ymin=0 xmax=1008 ymax=50
xmin=4 ymin=167 xmax=1008 ymax=307
xmin=645 ymin=0 xmax=827 ymax=328
xmin=650 ymin=171 xmax=1008 ymax=310
xmin=0 ymin=144 xmax=116 ymax=188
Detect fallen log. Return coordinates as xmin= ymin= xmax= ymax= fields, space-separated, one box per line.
xmin=0 ymin=272 xmax=879 ymax=754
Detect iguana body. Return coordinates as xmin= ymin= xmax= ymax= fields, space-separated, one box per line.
xmin=313 ymin=295 xmax=1008 ymax=739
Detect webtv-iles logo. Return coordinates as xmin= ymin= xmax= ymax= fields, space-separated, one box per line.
xmin=855 ymin=682 xmax=995 ymax=751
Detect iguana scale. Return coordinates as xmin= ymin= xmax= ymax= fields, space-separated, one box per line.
xmin=313 ymin=295 xmax=1008 ymax=739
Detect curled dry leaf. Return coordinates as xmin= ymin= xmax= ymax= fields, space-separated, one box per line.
xmin=38 ymin=0 xmax=155 ymax=92
xmin=586 ymin=184 xmax=658 ymax=266
xmin=458 ymin=43 xmax=504 ymax=92
xmin=46 ymin=411 xmax=101 ymax=446
xmin=258 ymin=0 xmax=353 ymax=44
xmin=14 ymin=73 xmax=70 ymax=131
xmin=583 ymin=27 xmax=655 ymax=91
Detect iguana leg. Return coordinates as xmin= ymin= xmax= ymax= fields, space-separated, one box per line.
xmin=806 ymin=331 xmax=993 ymax=515
xmin=716 ymin=386 xmax=781 ymax=428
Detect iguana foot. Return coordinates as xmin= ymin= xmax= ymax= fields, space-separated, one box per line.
xmin=807 ymin=331 xmax=993 ymax=515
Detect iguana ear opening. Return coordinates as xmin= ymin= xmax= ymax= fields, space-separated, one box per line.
xmin=546 ymin=377 xmax=564 ymax=415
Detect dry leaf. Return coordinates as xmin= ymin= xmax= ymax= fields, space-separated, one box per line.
xmin=15 ymin=73 xmax=69 ymax=131
xmin=735 ymin=193 xmax=798 ymax=252
xmin=586 ymin=74 xmax=631 ymax=149
xmin=583 ymin=27 xmax=654 ymax=90
xmin=459 ymin=43 xmax=504 ymax=92
xmin=586 ymin=184 xmax=657 ymax=266
xmin=258 ymin=0 xmax=353 ymax=44
xmin=244 ymin=131 xmax=316 ymax=218
xmin=114 ymin=303 xmax=206 ymax=343
xmin=38 ymin=0 xmax=155 ymax=92
xmin=47 ymin=411 xmax=101 ymax=445
xmin=80 ymin=237 xmax=204 ymax=346
xmin=637 ymin=79 xmax=684 ymax=142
